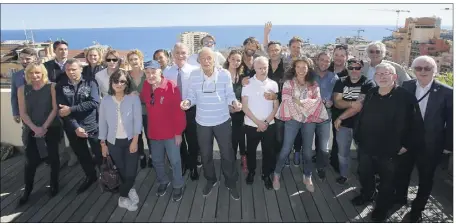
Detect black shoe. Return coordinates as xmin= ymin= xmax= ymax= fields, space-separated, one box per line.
xmin=409 ymin=210 xmax=423 ymax=223
xmin=49 ymin=184 xmax=59 ymax=197
xmin=262 ymin=175 xmax=273 ymax=190
xmin=190 ymin=168 xmax=199 ymax=181
xmin=172 ymin=187 xmax=184 ymax=202
xmin=202 ymin=181 xmax=218 ymax=197
xmin=228 ymin=186 xmax=240 ymax=200
xmin=148 ymin=157 xmax=153 ymax=168
xmin=371 ymin=208 xmax=387 ymax=222
xmin=17 ymin=188 xmax=32 ymax=207
xmin=156 ymin=182 xmax=170 ymax=196
xmin=336 ymin=176 xmax=348 ymax=185
xmin=140 ymin=156 xmax=146 ymax=169
xmin=76 ymin=177 xmax=96 ymax=194
xmin=351 ymin=194 xmax=374 ymax=206
xmin=317 ymin=168 xmax=326 ymax=180
xmin=246 ymin=172 xmax=254 ymax=185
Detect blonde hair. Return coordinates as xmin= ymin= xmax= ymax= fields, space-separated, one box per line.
xmin=84 ymin=47 xmax=103 ymax=65
xmin=127 ymin=49 xmax=144 ymax=69
xmin=24 ymin=63 xmax=49 ymax=85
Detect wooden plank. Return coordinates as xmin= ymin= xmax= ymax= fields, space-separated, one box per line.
xmin=187 ymin=166 xmax=207 ymax=222
xmin=148 ymin=181 xmax=173 ymax=222
xmin=275 ymin=166 xmax=296 ymax=222
xmin=0 ymin=154 xmax=23 ymax=173
xmin=107 ymin=167 xmax=149 ymax=222
xmin=122 ymin=168 xmax=156 ymax=223
xmin=0 ymin=164 xmax=73 ymax=223
xmin=1 ymin=155 xmax=24 ymax=178
xmin=53 ymin=180 xmax=98 ymax=222
xmin=25 ymin=169 xmax=84 ymax=222
xmin=228 ymin=160 xmax=241 ymax=223
xmin=251 ymin=160 xmax=268 ymax=223
xmin=161 ymin=173 xmax=189 ymax=223
xmin=240 ymin=159 xmax=255 ymax=223
xmin=13 ymin=167 xmax=82 ymax=223
xmin=174 ymin=168 xmax=199 ymax=223
xmin=289 ymin=165 xmax=321 ymax=222
xmin=94 ymin=193 xmax=119 ymax=223
xmin=134 ymin=176 xmax=160 ymax=222
xmin=215 ymin=163 xmax=230 ymax=223
xmin=282 ymin=166 xmax=308 ymax=222
xmin=311 ymin=168 xmax=349 ymax=223
xmin=202 ymin=159 xmax=221 ymax=222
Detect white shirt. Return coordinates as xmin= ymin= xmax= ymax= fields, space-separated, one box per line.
xmin=113 ymin=96 xmax=127 ymax=139
xmin=187 ymin=51 xmax=226 ymax=68
xmin=416 ymin=80 xmax=433 ymax=119
xmin=95 ymin=68 xmax=110 ymax=98
xmin=367 ymin=66 xmax=376 ymax=81
xmin=163 ymin=63 xmax=198 ymax=100
xmin=242 ymin=76 xmax=279 ymax=127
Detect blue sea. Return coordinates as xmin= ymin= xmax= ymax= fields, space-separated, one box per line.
xmin=1 ymin=25 xmax=450 ymax=60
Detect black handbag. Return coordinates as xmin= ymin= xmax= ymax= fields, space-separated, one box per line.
xmin=98 ymin=156 xmax=121 ymax=193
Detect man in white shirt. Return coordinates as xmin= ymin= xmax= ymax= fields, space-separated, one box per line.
xmin=163 ymin=43 xmax=200 ymax=181
xmin=241 ymin=56 xmax=279 ymax=190
xmin=187 ymin=34 xmax=226 ymax=68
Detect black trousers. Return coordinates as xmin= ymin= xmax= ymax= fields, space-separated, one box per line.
xmin=23 ymin=126 xmax=61 ymax=190
xmin=138 ymin=115 xmax=148 ymax=158
xmin=394 ymin=150 xmax=441 ymax=213
xmin=197 ymin=119 xmax=237 ymax=188
xmin=181 ymin=106 xmax=200 ymax=170
xmin=107 ymin=139 xmax=138 ymax=197
xmin=231 ymin=111 xmax=246 ymax=157
xmin=64 ymin=128 xmax=100 ymax=179
xmin=329 ymin=124 xmax=339 ymax=168
xmin=245 ymin=124 xmax=276 ymax=176
xmin=274 ymin=119 xmax=284 ymax=156
xmin=358 ymin=151 xmax=395 ymax=212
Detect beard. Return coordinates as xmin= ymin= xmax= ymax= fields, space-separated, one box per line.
xmin=245 ymin=49 xmax=256 ymax=57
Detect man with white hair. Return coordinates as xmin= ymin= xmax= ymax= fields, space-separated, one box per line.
xmin=181 ymin=47 xmax=242 ymax=200
xmin=394 ymin=55 xmax=453 ymax=222
xmin=187 ymin=34 xmax=226 ymax=68
xmin=241 ymin=56 xmax=279 ymax=189
xmin=352 ymin=62 xmax=423 ymax=222
xmin=362 ymin=41 xmax=411 ymax=85
xmin=164 ymin=43 xmax=200 ymax=180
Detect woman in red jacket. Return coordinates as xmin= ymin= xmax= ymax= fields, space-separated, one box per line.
xmin=140 ymin=61 xmax=186 ymax=202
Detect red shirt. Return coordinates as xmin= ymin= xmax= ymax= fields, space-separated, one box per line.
xmin=140 ymin=78 xmax=186 ymax=140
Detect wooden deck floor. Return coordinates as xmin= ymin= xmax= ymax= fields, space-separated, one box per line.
xmin=0 ymin=154 xmax=453 ymax=223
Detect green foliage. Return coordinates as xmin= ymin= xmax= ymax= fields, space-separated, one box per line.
xmin=436 ymin=72 xmax=454 ymax=87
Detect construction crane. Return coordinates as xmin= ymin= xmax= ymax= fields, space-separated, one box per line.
xmin=354 ymin=29 xmax=365 ymax=40
xmin=369 ymin=9 xmax=411 ymax=29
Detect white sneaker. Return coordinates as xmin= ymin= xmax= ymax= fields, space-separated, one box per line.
xmin=303 ymin=175 xmax=314 ymax=193
xmin=118 ymin=196 xmax=138 ymax=211
xmin=128 ymin=188 xmax=139 ymax=205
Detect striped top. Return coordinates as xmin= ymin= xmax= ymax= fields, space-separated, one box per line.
xmin=186 ymin=67 xmax=237 ymax=127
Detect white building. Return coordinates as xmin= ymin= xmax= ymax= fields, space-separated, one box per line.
xmin=178 ymin=31 xmax=209 ymax=55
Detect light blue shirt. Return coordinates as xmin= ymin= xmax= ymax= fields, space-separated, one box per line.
xmin=186 ymin=67 xmax=237 ymax=127
xmin=98 ymin=94 xmax=142 ymax=145
xmin=315 ymin=71 xmax=338 ymax=102
xmin=163 ymin=63 xmax=198 ymax=100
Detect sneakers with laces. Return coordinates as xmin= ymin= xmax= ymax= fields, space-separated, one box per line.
xmin=172 ymin=187 xmax=183 ymax=202
xmin=202 ymin=181 xmax=218 ymax=197
xmin=272 ymin=174 xmax=280 ymax=190
xmin=156 ymin=182 xmax=170 ymax=196
xmin=118 ymin=196 xmax=138 ymax=211
xmin=303 ymin=175 xmax=314 ymax=192
xmin=128 ymin=188 xmax=139 ymax=205
xmin=228 ymin=186 xmax=240 ymax=200
xmin=317 ymin=168 xmax=326 ymax=180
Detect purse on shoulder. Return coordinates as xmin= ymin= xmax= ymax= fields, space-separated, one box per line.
xmin=98 ymin=155 xmax=121 ymax=193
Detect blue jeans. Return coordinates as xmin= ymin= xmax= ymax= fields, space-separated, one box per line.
xmin=301 ymin=120 xmax=331 ymax=177
xmin=274 ymin=119 xmax=306 ymax=176
xmin=149 ymin=138 xmax=184 ymax=189
xmin=335 ymin=126 xmax=354 ymax=178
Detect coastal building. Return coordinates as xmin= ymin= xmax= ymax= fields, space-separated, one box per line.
xmin=178 ymin=31 xmax=209 ymax=55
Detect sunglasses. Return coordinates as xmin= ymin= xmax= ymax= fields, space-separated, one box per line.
xmin=335 ymin=44 xmax=348 ymax=50
xmin=414 ymin=66 xmax=432 ymax=72
xmin=106 ymin=58 xmax=119 ymax=62
xmin=347 ymin=66 xmax=362 ymax=71
xmin=150 ymin=93 xmax=155 ymax=105
xmin=113 ymin=79 xmax=127 ymax=85
xmin=369 ymin=50 xmax=381 ymax=54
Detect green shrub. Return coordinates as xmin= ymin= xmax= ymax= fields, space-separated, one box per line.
xmin=435 ymin=72 xmax=454 ymax=87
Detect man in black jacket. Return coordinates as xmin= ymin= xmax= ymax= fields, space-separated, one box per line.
xmin=352 ymin=62 xmax=424 ymax=222
xmin=394 ymin=56 xmax=453 ymax=222
xmin=56 ymin=59 xmax=101 ymax=194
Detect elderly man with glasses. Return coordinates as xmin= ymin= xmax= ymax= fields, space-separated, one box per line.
xmin=362 ymin=41 xmax=411 ymax=85
xmin=188 ymin=34 xmax=226 ymax=68
xmin=181 ymin=47 xmax=242 ymax=200
xmin=394 ymin=55 xmax=453 ymax=222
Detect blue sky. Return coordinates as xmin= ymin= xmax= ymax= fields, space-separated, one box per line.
xmin=1 ymin=3 xmax=453 ymax=30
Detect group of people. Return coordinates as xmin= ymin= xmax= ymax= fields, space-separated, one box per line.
xmin=10 ymin=22 xmax=452 ymax=222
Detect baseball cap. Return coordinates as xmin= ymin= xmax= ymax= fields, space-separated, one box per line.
xmin=144 ymin=60 xmax=161 ymax=69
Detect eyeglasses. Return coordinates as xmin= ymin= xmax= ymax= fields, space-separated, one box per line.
xmin=106 ymin=58 xmax=119 ymax=62
xmin=375 ymin=72 xmax=392 ymax=77
xmin=414 ymin=66 xmax=432 ymax=72
xmin=202 ymin=79 xmax=216 ymax=93
xmin=203 ymin=40 xmax=215 ymax=45
xmin=150 ymin=92 xmax=155 ymax=105
xmin=369 ymin=50 xmax=381 ymax=54
xmin=113 ymin=79 xmax=127 ymax=85
xmin=347 ymin=66 xmax=362 ymax=71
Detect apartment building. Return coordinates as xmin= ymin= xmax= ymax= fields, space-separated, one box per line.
xmin=178 ymin=31 xmax=209 ymax=55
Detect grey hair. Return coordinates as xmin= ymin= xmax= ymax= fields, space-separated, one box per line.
xmin=411 ymin=55 xmax=438 ymax=74
xmin=173 ymin=43 xmax=189 ymax=53
xmin=198 ymin=47 xmax=216 ymax=60
xmin=253 ymin=56 xmax=269 ymax=67
xmin=375 ymin=62 xmax=396 ymax=74
xmin=65 ymin=58 xmax=83 ymax=68
xmin=367 ymin=41 xmax=387 ymax=58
